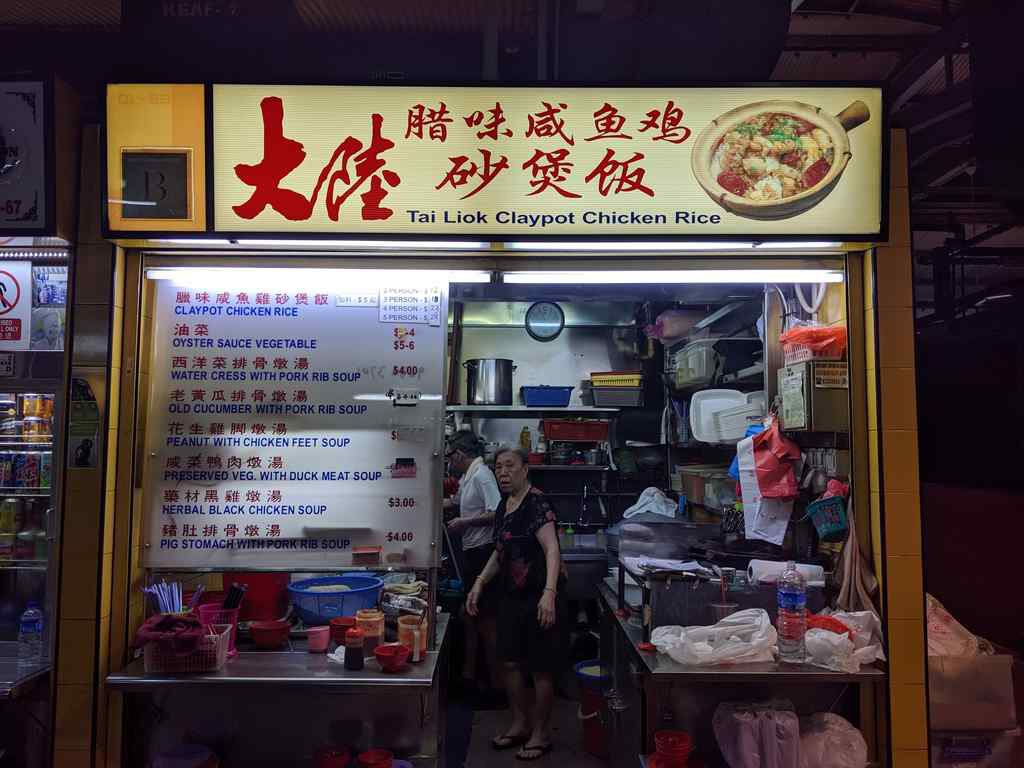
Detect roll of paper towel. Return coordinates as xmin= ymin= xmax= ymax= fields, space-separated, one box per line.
xmin=748 ymin=560 xmax=825 ymax=585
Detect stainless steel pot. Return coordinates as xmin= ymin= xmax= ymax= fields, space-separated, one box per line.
xmin=463 ymin=358 xmax=516 ymax=405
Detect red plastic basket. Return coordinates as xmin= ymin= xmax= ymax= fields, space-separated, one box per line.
xmin=541 ymin=419 xmax=609 ymax=442
xmin=143 ymin=624 xmax=232 ymax=674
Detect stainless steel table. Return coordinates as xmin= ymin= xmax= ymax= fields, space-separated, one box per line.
xmin=597 ymin=583 xmax=888 ymax=765
xmin=108 ymin=614 xmax=450 ymax=767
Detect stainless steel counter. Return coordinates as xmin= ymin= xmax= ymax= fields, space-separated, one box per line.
xmin=598 ymin=581 xmax=885 ymax=683
xmin=107 ymin=614 xmax=448 ymax=692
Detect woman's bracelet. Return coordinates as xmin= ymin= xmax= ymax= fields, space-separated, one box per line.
xmin=543 ymin=586 xmax=557 ymax=595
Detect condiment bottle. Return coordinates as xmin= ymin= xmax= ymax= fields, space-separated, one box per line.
xmin=355 ymin=609 xmax=383 ymax=653
xmin=344 ymin=628 xmax=365 ymax=671
xmin=519 ymin=426 xmax=532 ymax=451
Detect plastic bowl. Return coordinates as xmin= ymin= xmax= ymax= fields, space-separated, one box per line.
xmin=288 ymin=575 xmax=384 ymax=626
xmin=249 ymin=620 xmax=290 ymax=650
xmin=374 ymin=643 xmax=411 ymax=672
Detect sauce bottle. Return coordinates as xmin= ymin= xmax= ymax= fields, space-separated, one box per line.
xmin=344 ymin=628 xmax=365 ymax=671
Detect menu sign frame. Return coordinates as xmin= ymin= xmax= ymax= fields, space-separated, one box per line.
xmin=140 ymin=264 xmax=447 ymax=570
xmin=105 ymin=82 xmax=888 ymax=242
xmin=0 ymin=81 xmax=51 ymax=235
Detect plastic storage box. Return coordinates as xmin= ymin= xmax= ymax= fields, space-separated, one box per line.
xmin=541 ymin=419 xmax=610 ymax=442
xmin=592 ymin=387 xmax=643 ymax=407
xmin=520 ymin=385 xmax=574 ymax=407
xmin=591 ymin=371 xmax=643 ymax=388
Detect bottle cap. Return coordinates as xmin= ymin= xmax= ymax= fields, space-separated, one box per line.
xmin=345 ymin=628 xmax=364 ymax=640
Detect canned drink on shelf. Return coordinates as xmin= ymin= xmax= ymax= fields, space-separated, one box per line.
xmin=14 ymin=531 xmax=34 ymax=560
xmin=0 ymin=395 xmax=15 ymax=418
xmin=0 ymin=534 xmax=13 ymax=560
xmin=41 ymin=395 xmax=54 ymax=420
xmin=0 ymin=452 xmax=13 ymax=485
xmin=0 ymin=419 xmax=17 ymax=438
xmin=22 ymin=418 xmax=50 ymax=443
xmin=13 ymin=452 xmax=41 ymax=488
xmin=39 ymin=453 xmax=51 ymax=489
xmin=19 ymin=394 xmax=46 ymax=419
xmin=0 ymin=498 xmax=18 ymax=534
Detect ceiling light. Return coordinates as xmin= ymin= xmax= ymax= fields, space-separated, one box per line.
xmin=145 ymin=267 xmax=490 ymax=290
xmin=502 ymin=269 xmax=844 ymax=285
xmin=236 ymin=239 xmax=489 ymax=249
xmin=504 ymin=241 xmax=842 ymax=251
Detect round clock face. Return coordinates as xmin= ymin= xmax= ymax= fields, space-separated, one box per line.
xmin=525 ymin=301 xmax=565 ymax=342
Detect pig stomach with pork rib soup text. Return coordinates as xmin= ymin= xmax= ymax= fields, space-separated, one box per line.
xmin=711 ymin=112 xmax=834 ymax=203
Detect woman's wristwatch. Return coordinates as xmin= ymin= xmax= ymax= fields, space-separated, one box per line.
xmin=543 ymin=586 xmax=557 ymax=595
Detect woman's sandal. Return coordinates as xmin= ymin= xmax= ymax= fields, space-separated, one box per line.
xmin=492 ymin=732 xmax=530 ymax=751
xmin=515 ymin=742 xmax=554 ymax=761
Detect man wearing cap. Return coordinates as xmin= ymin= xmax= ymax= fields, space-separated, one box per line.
xmin=445 ymin=431 xmax=503 ymax=700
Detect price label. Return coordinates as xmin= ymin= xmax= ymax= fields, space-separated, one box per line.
xmin=387 ymin=388 xmax=421 ymax=407
xmin=336 ymin=291 xmax=379 ymax=308
xmin=393 ymin=365 xmax=420 ymax=377
xmin=1 ymin=200 xmax=23 ymax=216
xmin=388 ymin=497 xmax=416 ymax=508
xmin=386 ymin=531 xmax=415 ymax=543
xmin=393 ymin=339 xmax=416 ymax=351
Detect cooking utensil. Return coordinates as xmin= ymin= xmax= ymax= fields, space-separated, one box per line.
xmin=691 ymin=99 xmax=871 ymax=220
xmin=463 ymin=358 xmax=516 ymax=405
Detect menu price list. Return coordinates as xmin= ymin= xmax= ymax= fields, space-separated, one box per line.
xmin=143 ymin=271 xmax=446 ymax=569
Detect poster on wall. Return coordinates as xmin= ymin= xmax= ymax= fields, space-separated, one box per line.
xmin=0 ymin=83 xmax=47 ymax=232
xmin=141 ymin=267 xmax=446 ymax=569
xmin=209 ymin=84 xmax=884 ymax=238
xmin=0 ymin=261 xmax=32 ymax=351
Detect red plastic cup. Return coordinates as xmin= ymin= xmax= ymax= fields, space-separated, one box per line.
xmin=314 ymin=747 xmax=350 ymax=768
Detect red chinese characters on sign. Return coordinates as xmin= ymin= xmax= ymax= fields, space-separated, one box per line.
xmin=585 ymin=103 xmax=631 ymax=141
xmin=406 ymin=102 xmax=453 ymax=142
xmin=522 ymin=148 xmax=581 ymax=199
xmin=525 ymin=102 xmax=574 ymax=145
xmin=435 ymin=149 xmax=509 ymax=200
xmin=638 ymin=100 xmax=691 ymax=144
xmin=463 ymin=103 xmax=513 ymax=141
xmin=585 ymin=149 xmax=655 ymax=197
xmin=233 ymin=96 xmax=401 ymax=222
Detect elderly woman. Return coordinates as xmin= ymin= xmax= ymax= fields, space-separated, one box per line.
xmin=466 ymin=445 xmax=566 ymax=761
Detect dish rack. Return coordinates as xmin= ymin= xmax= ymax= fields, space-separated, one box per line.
xmin=143 ymin=623 xmax=232 ymax=674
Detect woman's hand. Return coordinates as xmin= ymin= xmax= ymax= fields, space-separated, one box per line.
xmin=466 ymin=585 xmax=482 ymax=617
xmin=537 ymin=590 xmax=557 ymax=629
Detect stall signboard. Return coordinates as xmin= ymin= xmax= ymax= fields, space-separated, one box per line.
xmin=0 ymin=83 xmax=47 ymax=233
xmin=207 ymin=84 xmax=883 ymax=238
xmin=0 ymin=261 xmax=33 ymax=351
xmin=142 ymin=267 xmax=446 ymax=568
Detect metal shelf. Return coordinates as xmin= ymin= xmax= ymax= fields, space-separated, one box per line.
xmin=0 ymin=490 xmax=52 ymax=498
xmin=0 ymin=561 xmax=47 ymax=571
xmin=447 ymin=406 xmax=618 ymax=417
xmin=0 ymin=443 xmax=54 ymax=450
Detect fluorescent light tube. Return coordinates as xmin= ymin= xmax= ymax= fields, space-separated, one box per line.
xmin=502 ymin=269 xmax=843 ymax=284
xmin=505 ymin=241 xmax=842 ymax=251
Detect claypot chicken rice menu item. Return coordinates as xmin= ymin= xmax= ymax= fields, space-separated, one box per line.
xmin=691 ymin=100 xmax=871 ymax=220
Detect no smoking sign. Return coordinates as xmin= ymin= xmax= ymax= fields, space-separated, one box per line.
xmin=0 ymin=261 xmax=31 ymax=350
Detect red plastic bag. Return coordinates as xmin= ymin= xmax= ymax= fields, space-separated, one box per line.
xmin=779 ymin=324 xmax=847 ymax=362
xmin=751 ymin=420 xmax=800 ymax=499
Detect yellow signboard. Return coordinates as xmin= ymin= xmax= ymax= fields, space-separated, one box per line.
xmin=212 ymin=84 xmax=883 ymax=238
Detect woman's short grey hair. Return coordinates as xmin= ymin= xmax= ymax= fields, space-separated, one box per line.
xmin=494 ymin=444 xmax=529 ymax=467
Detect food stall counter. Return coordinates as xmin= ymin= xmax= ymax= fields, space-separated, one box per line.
xmin=598 ymin=582 xmax=883 ymax=683
xmin=108 ymin=613 xmax=449 ymax=693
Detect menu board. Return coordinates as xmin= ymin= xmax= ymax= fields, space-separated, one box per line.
xmin=141 ymin=267 xmax=446 ymax=569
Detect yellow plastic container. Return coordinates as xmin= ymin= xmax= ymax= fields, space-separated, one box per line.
xmin=590 ymin=371 xmax=643 ymax=388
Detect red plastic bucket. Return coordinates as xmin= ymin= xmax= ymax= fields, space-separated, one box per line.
xmin=654 ymin=729 xmax=693 ymax=766
xmin=223 ymin=572 xmax=289 ymax=621
xmin=575 ymin=660 xmax=609 ymax=758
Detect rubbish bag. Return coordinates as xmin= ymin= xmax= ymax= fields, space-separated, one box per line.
xmin=806 ymin=610 xmax=886 ymax=672
xmin=651 ymin=609 xmax=777 ymax=666
xmin=623 ymin=487 xmax=677 ymax=519
xmin=926 ymin=593 xmax=994 ymax=657
xmin=751 ymin=420 xmax=801 ymax=499
xmin=798 ymin=713 xmax=868 ymax=768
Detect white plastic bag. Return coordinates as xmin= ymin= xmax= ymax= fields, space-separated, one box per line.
xmin=623 ymin=487 xmax=677 ymax=519
xmin=651 ymin=609 xmax=778 ymax=666
xmin=805 ymin=629 xmax=858 ymax=673
xmin=926 ymin=593 xmax=994 ymax=657
xmin=714 ymin=701 xmax=800 ymax=768
xmin=831 ymin=610 xmax=887 ymax=667
xmin=798 ymin=713 xmax=868 ymax=768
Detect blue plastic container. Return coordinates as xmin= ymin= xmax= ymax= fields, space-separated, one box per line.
xmin=287 ymin=575 xmax=384 ymax=625
xmin=520 ymin=385 xmax=574 ymax=407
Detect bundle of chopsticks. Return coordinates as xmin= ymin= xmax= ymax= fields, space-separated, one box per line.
xmin=143 ymin=580 xmax=184 ymax=614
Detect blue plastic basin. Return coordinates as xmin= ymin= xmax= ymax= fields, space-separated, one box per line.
xmin=287 ymin=575 xmax=384 ymax=625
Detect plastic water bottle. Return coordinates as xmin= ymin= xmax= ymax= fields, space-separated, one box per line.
xmin=17 ymin=601 xmax=44 ymax=662
xmin=777 ymin=562 xmax=807 ymax=664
